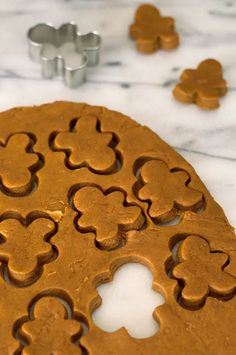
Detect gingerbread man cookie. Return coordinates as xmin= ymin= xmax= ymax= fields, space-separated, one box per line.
xmin=74 ymin=186 xmax=144 ymax=249
xmin=0 ymin=133 xmax=41 ymax=195
xmin=54 ymin=115 xmax=116 ymax=173
xmin=130 ymin=4 xmax=179 ymax=53
xmin=20 ymin=296 xmax=82 ymax=355
xmin=138 ymin=160 xmax=203 ymax=222
xmin=173 ymin=236 xmax=236 ymax=308
xmin=173 ymin=59 xmax=227 ymax=109
xmin=0 ymin=216 xmax=55 ymax=285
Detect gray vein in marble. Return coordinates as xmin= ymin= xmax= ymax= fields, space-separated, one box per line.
xmin=0 ymin=71 xmax=40 ymax=81
xmin=162 ymin=79 xmax=178 ymax=88
xmin=225 ymin=1 xmax=234 ymax=6
xmin=0 ymin=71 xmax=178 ymax=88
xmin=209 ymin=10 xmax=236 ymax=17
xmin=86 ymin=78 xmax=178 ymax=88
xmin=104 ymin=61 xmax=122 ymax=67
xmin=1 ymin=70 xmax=234 ymax=92
xmin=175 ymin=147 xmax=236 ymax=162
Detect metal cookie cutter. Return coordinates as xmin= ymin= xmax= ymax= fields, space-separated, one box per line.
xmin=27 ymin=22 xmax=101 ymax=88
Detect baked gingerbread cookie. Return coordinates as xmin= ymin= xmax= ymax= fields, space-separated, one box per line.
xmin=0 ymin=101 xmax=235 ymax=355
xmin=173 ymin=59 xmax=227 ymax=109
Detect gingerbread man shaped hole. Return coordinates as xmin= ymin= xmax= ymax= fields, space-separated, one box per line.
xmin=93 ymin=263 xmax=164 ymax=338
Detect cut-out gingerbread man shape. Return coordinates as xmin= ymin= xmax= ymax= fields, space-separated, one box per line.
xmin=138 ymin=160 xmax=203 ymax=222
xmin=0 ymin=133 xmax=39 ymax=194
xmin=173 ymin=236 xmax=236 ymax=307
xmin=74 ymin=186 xmax=144 ymax=249
xmin=20 ymin=297 xmax=82 ymax=355
xmin=129 ymin=4 xmax=179 ymax=53
xmin=173 ymin=59 xmax=227 ymax=109
xmin=54 ymin=115 xmax=116 ymax=173
xmin=0 ymin=217 xmax=55 ymax=285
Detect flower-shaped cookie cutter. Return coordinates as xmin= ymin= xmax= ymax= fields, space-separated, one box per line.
xmin=27 ymin=22 xmax=101 ymax=88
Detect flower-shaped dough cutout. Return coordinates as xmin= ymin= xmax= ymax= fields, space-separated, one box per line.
xmin=20 ymin=297 xmax=82 ymax=355
xmin=173 ymin=236 xmax=236 ymax=307
xmin=0 ymin=217 xmax=55 ymax=285
xmin=138 ymin=160 xmax=203 ymax=222
xmin=54 ymin=115 xmax=116 ymax=173
xmin=0 ymin=133 xmax=39 ymax=194
xmin=173 ymin=59 xmax=227 ymax=109
xmin=129 ymin=4 xmax=179 ymax=53
xmin=74 ymin=186 xmax=144 ymax=249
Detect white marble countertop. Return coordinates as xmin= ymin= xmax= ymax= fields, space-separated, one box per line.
xmin=0 ymin=0 xmax=235 ymax=341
